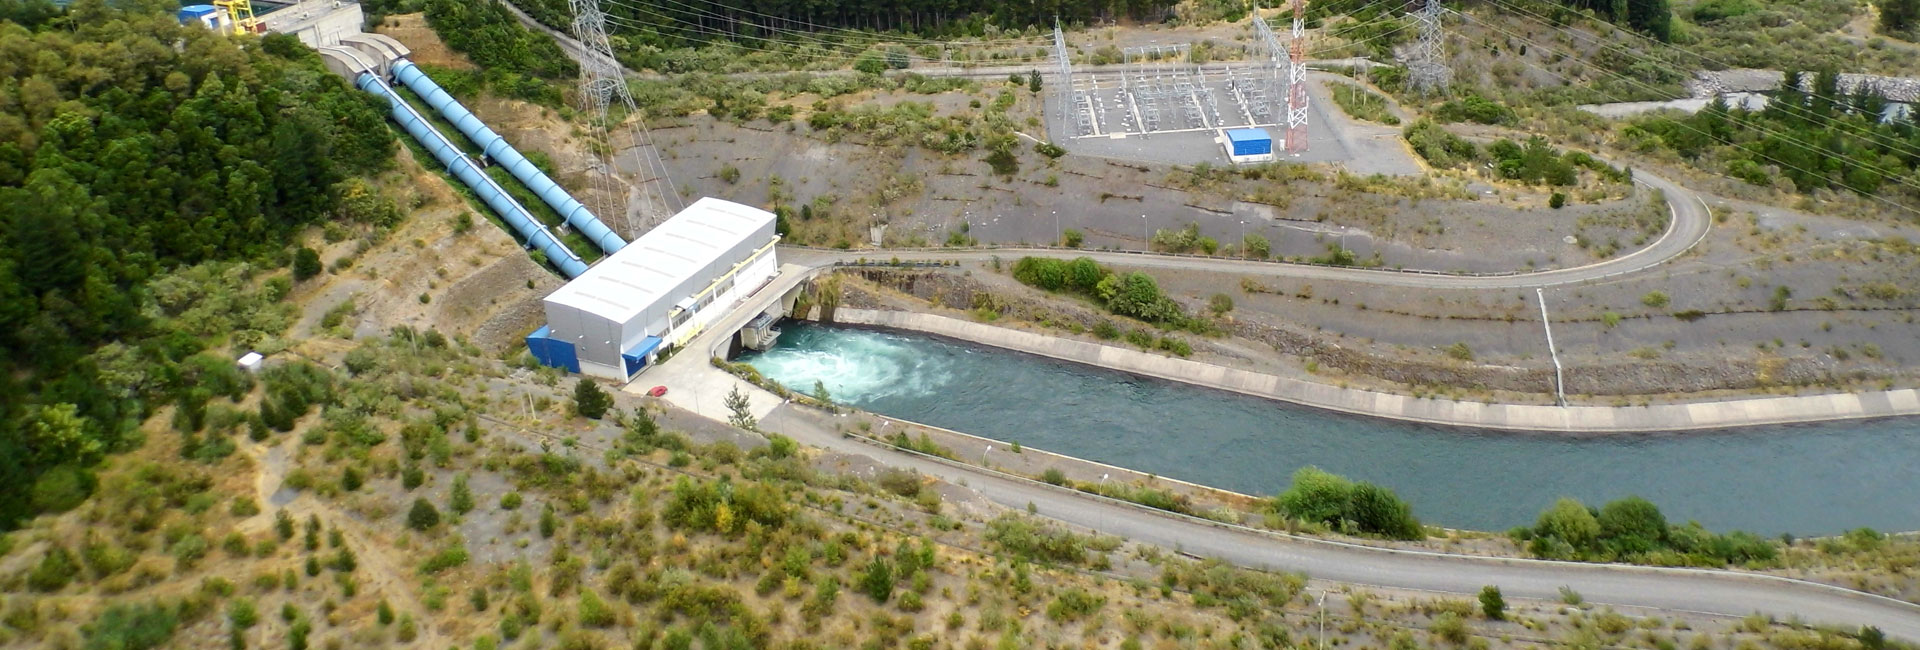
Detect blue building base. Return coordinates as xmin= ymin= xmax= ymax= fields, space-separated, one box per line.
xmin=525 ymin=326 xmax=580 ymax=373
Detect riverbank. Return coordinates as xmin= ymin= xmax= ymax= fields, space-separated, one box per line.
xmin=827 ymin=307 xmax=1920 ymax=433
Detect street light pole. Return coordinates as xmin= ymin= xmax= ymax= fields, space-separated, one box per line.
xmin=1238 ymin=220 xmax=1247 ymax=256
xmin=1053 ymin=210 xmax=1060 ymax=246
xmin=1141 ymin=214 xmax=1149 ymax=246
xmin=1318 ymin=592 xmax=1328 ymax=650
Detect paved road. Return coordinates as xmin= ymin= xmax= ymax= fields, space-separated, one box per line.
xmin=756 ymin=406 xmax=1920 ymax=639
xmin=781 ymin=166 xmax=1710 ymax=289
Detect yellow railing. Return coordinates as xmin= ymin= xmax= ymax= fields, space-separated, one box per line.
xmin=213 ymin=0 xmax=257 ymax=36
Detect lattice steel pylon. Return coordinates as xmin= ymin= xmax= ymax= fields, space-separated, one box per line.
xmin=1251 ymin=4 xmax=1287 ymax=127
xmin=1407 ymin=0 xmax=1452 ymax=93
xmin=1051 ymin=20 xmax=1076 ymax=134
xmin=570 ymin=0 xmax=683 ymax=238
xmin=1285 ymin=0 xmax=1310 ymax=153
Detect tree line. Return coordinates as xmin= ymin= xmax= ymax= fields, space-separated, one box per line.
xmin=509 ymin=0 xmax=1184 ymax=49
xmin=0 ymin=3 xmax=396 ymax=529
xmin=1627 ymin=72 xmax=1920 ymax=197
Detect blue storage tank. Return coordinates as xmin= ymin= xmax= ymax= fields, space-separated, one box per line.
xmin=1226 ymin=128 xmax=1273 ymax=157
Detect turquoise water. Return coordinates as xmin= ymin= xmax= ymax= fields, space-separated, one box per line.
xmin=740 ymin=322 xmax=1920 ymax=535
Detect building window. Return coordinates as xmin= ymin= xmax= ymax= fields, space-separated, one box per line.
xmin=670 ymin=309 xmax=691 ymax=328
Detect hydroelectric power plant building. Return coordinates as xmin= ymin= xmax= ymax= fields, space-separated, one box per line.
xmin=527 ymin=198 xmax=780 ymax=381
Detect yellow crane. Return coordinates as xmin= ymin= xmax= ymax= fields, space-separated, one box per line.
xmin=212 ymin=0 xmax=257 ymax=36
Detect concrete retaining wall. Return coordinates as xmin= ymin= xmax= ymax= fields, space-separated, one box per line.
xmin=834 ymin=308 xmax=1920 ymax=433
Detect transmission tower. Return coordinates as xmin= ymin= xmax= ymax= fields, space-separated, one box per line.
xmin=569 ymin=0 xmax=683 ymax=238
xmin=1407 ymin=0 xmax=1452 ymax=93
xmin=1251 ymin=4 xmax=1286 ymax=126
xmin=1285 ymin=0 xmax=1310 ymax=153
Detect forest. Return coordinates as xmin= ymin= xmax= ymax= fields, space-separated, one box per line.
xmin=508 ymin=0 xmax=1187 ymax=48
xmin=0 ymin=2 xmax=396 ymax=529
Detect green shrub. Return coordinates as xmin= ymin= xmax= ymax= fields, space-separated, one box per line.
xmin=1209 ymin=293 xmax=1234 ymax=314
xmin=1431 ymin=612 xmax=1470 ymax=644
xmin=407 ymin=498 xmax=441 ymax=531
xmin=572 ymin=378 xmax=611 ymax=420
xmin=1273 ymin=467 xmax=1423 ymax=540
xmin=578 ymin=590 xmax=616 ymax=628
xmin=1641 ymin=291 xmax=1670 ymax=308
xmin=292 ymin=247 xmax=322 ymax=281
xmin=420 ymin=540 xmax=469 ymax=574
xmin=83 ymin=602 xmax=179 ymax=650
xmin=857 ymin=556 xmax=894 ymax=603
xmin=1445 ymin=342 xmax=1473 ymax=361
xmin=1478 ymin=586 xmax=1505 ymax=620
xmin=986 ymin=515 xmax=1091 ymax=565
xmin=27 ymin=545 xmax=78 ymax=592
xmin=1046 ymin=588 xmax=1106 ymax=621
xmin=1403 ymin=120 xmax=1480 ymax=168
xmin=1433 ymin=95 xmax=1515 ymax=125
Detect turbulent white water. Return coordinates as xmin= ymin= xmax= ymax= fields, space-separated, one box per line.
xmin=746 ymin=327 xmax=960 ymax=403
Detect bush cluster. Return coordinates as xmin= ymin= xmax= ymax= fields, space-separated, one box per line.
xmin=1270 ymin=467 xmax=1423 ymax=540
xmin=1512 ymin=496 xmax=1779 ymax=566
xmin=985 ymin=514 xmax=1095 ymax=565
xmin=1011 ymin=257 xmax=1209 ymax=333
xmin=662 ymin=476 xmax=791 ymax=536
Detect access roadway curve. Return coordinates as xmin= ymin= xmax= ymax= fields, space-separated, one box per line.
xmin=758 ymin=407 xmax=1920 ymax=639
xmin=779 ymin=169 xmax=1712 ymax=289
xmin=782 ymin=168 xmax=1710 ymax=289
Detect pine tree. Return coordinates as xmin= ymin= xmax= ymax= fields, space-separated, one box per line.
xmin=572 ymin=378 xmax=611 ymax=420
xmin=450 ymin=472 xmax=474 ymax=515
xmin=1625 ymin=0 xmax=1672 ymax=41
xmin=292 ymin=247 xmax=322 ymax=281
xmin=725 ymin=385 xmax=757 ymax=430
xmin=1882 ymin=0 xmax=1918 ymax=35
xmin=407 ymin=498 xmax=440 ymax=531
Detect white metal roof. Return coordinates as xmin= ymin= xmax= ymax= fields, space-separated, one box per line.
xmin=544 ymin=197 xmax=775 ymax=324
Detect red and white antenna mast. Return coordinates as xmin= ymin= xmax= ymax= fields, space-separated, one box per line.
xmin=1285 ymin=0 xmax=1310 ymax=153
